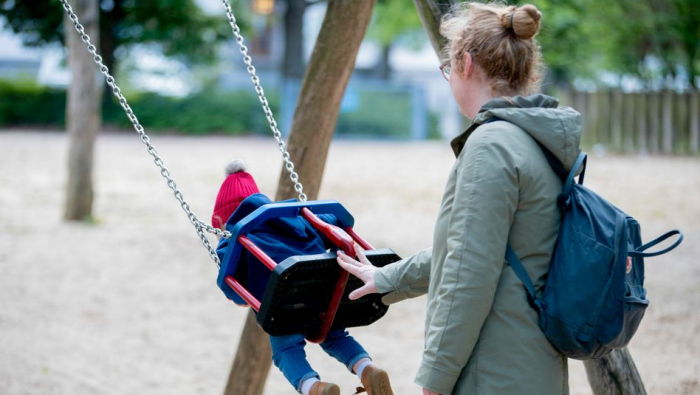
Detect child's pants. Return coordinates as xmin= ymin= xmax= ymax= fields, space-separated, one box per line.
xmin=269 ymin=329 xmax=370 ymax=393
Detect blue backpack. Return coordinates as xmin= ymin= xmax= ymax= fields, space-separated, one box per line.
xmin=506 ymin=151 xmax=684 ymax=360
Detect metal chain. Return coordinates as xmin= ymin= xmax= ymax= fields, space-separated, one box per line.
xmin=220 ymin=0 xmax=307 ymax=202
xmin=60 ymin=0 xmax=227 ymax=267
xmin=60 ymin=0 xmax=308 ymax=267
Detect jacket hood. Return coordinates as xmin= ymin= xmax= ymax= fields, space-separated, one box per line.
xmin=451 ymin=94 xmax=582 ymax=171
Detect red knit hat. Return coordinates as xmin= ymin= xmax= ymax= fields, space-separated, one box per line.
xmin=212 ymin=159 xmax=260 ymax=229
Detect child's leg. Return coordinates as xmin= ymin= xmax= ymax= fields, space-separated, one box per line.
xmin=319 ymin=329 xmax=370 ymax=373
xmin=269 ymin=334 xmax=320 ymax=393
xmin=320 ymin=329 xmax=394 ymax=395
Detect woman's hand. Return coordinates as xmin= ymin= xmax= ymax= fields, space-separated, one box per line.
xmin=422 ymin=389 xmax=440 ymax=395
xmin=336 ymin=243 xmax=378 ymax=300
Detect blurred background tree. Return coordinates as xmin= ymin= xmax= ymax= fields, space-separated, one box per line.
xmin=0 ymin=0 xmax=233 ymax=89
xmin=0 ymin=0 xmax=698 ymax=153
xmin=529 ymin=0 xmax=700 ymax=90
xmin=368 ymin=0 xmax=424 ymax=80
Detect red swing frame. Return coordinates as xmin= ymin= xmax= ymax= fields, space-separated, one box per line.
xmin=224 ymin=207 xmax=374 ymax=343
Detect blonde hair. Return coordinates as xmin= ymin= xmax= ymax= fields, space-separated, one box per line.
xmin=440 ymin=2 xmax=545 ymax=95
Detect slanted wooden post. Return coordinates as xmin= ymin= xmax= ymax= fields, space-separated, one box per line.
xmin=412 ymin=0 xmax=457 ymax=58
xmin=584 ymin=348 xmax=647 ymax=395
xmin=223 ymin=1 xmax=377 ymax=394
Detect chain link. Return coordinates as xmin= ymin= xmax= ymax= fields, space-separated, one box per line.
xmin=60 ymin=0 xmax=308 ymax=267
xmin=220 ymin=0 xmax=307 ymax=202
xmin=60 ymin=0 xmax=229 ymax=267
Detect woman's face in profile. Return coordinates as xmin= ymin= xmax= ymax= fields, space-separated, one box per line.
xmin=449 ymin=58 xmax=471 ymax=117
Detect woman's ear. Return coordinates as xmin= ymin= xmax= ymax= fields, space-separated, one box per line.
xmin=462 ymin=51 xmax=474 ymax=79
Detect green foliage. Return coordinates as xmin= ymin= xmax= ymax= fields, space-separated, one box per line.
xmin=592 ymin=0 xmax=700 ymax=88
xmin=0 ymin=0 xmax=242 ymax=69
xmin=0 ymin=80 xmax=272 ymax=135
xmin=336 ymin=89 xmax=413 ymax=138
xmin=511 ymin=0 xmax=700 ymax=89
xmin=0 ymin=80 xmax=65 ymax=126
xmin=0 ymin=80 xmax=427 ymax=139
xmin=369 ymin=0 xmax=424 ymax=47
xmin=102 ymin=88 xmax=269 ymax=135
xmin=528 ymin=0 xmax=601 ymax=85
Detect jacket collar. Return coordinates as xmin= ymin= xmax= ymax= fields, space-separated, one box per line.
xmin=449 ymin=94 xmax=559 ymax=157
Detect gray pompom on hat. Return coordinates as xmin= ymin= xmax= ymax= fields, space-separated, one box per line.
xmin=225 ymin=158 xmax=247 ymax=175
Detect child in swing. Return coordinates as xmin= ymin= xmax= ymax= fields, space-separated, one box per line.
xmin=212 ymin=159 xmax=393 ymax=395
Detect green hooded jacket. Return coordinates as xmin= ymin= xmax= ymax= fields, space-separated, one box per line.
xmin=375 ymin=94 xmax=582 ymax=394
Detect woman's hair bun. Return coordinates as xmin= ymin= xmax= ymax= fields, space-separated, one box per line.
xmin=501 ymin=4 xmax=542 ymax=40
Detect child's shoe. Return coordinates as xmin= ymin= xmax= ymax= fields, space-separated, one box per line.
xmin=309 ymin=381 xmax=340 ymax=395
xmin=359 ymin=365 xmax=393 ymax=395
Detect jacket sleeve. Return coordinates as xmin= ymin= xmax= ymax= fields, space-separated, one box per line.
xmin=415 ymin=129 xmax=519 ymax=394
xmin=374 ymin=247 xmax=432 ymax=305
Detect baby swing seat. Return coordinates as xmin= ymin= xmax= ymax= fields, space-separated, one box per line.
xmin=218 ymin=200 xmax=401 ymax=343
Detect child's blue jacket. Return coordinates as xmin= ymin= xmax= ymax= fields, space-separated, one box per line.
xmin=216 ymin=193 xmax=343 ymax=302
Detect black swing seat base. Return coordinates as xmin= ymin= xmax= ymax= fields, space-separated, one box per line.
xmin=256 ymin=248 xmax=401 ymax=337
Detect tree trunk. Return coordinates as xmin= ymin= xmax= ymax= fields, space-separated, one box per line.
xmin=411 ymin=0 xmax=457 ymax=58
xmin=413 ymin=1 xmax=648 ymax=394
xmin=584 ymin=349 xmax=647 ymax=395
xmin=282 ymin=0 xmax=307 ymax=80
xmin=223 ymin=310 xmax=271 ymax=395
xmin=374 ymin=43 xmax=392 ymax=80
xmin=99 ymin=5 xmax=120 ymax=106
xmin=223 ymin=1 xmax=376 ymax=394
xmin=64 ymin=0 xmax=102 ymax=221
xmin=274 ymin=0 xmax=377 ymax=201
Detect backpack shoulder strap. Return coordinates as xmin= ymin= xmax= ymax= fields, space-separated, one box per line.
xmin=563 ymin=152 xmax=588 ymax=196
xmin=505 ymin=244 xmax=538 ymax=305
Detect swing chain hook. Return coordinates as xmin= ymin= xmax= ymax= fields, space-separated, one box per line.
xmin=59 ymin=0 xmax=230 ymax=267
xmin=221 ymin=0 xmax=307 ymax=202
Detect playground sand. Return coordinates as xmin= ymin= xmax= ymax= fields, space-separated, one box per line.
xmin=0 ymin=130 xmax=698 ymax=395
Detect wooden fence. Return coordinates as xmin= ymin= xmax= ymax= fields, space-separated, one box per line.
xmin=558 ymin=90 xmax=700 ymax=155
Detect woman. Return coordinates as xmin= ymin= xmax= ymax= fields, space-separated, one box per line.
xmin=337 ymin=3 xmax=582 ymax=394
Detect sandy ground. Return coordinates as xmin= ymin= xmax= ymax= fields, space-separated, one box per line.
xmin=0 ymin=130 xmax=698 ymax=395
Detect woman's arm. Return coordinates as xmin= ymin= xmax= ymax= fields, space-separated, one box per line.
xmin=375 ymin=247 xmax=432 ymax=304
xmin=337 ymin=245 xmax=432 ymax=304
xmin=416 ymin=129 xmax=520 ymax=394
